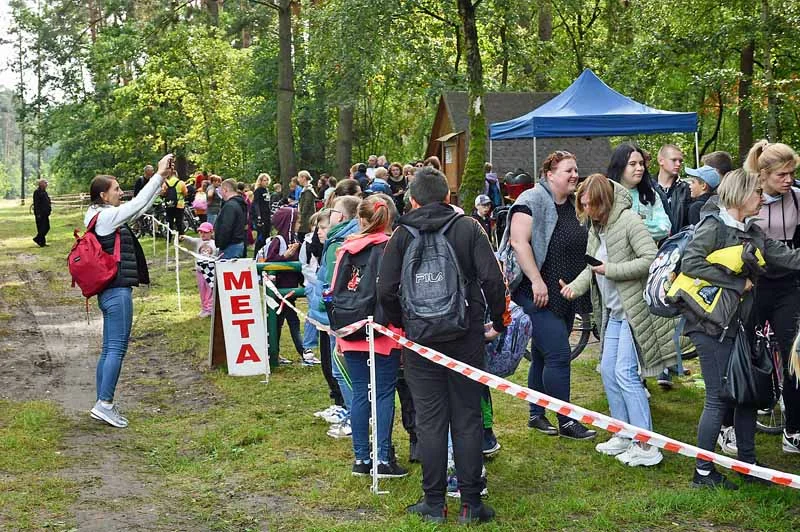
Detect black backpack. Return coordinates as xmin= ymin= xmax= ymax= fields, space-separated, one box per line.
xmin=400 ymin=214 xmax=468 ymax=343
xmin=328 ymin=241 xmax=387 ymax=339
xmin=164 ymin=180 xmax=179 ymax=208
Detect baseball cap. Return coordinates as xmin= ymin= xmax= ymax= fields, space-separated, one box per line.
xmin=198 ymin=222 xmax=214 ymax=233
xmin=685 ymin=165 xmax=721 ymax=190
xmin=474 ymin=194 xmax=492 ymax=207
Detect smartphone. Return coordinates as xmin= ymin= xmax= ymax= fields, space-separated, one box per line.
xmin=585 ymin=254 xmax=603 ymax=267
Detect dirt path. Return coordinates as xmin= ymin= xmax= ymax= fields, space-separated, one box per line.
xmin=0 ymin=255 xmax=206 ymax=530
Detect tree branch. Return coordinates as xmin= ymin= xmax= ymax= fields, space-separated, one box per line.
xmin=247 ymin=0 xmax=279 ymax=10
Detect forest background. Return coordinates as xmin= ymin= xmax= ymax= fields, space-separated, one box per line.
xmin=0 ymin=0 xmax=798 ymax=205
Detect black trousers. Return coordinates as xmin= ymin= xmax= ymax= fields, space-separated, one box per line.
xmin=34 ymin=215 xmax=50 ymax=245
xmin=166 ymin=207 xmax=184 ymax=235
xmin=396 ymin=368 xmax=417 ymax=442
xmin=754 ymin=279 xmax=800 ymax=432
xmin=276 ymin=304 xmax=303 ymax=356
xmin=405 ymin=332 xmax=484 ymax=506
xmin=319 ymin=330 xmax=343 ymax=406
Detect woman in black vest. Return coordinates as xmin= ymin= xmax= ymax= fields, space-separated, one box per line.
xmin=83 ymin=153 xmax=174 ymax=428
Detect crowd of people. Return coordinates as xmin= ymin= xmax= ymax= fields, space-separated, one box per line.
xmin=78 ymin=141 xmax=800 ymax=524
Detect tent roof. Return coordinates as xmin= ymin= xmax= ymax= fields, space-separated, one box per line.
xmin=489 ymin=69 xmax=697 ymax=140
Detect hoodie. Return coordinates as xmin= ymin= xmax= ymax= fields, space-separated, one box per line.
xmin=265 ymin=206 xmax=302 ymax=288
xmin=213 ymin=194 xmax=247 ymax=251
xmin=377 ymin=202 xmax=508 ymax=360
xmin=332 ymin=232 xmax=402 ymax=355
xmin=755 ymin=188 xmax=800 ymax=281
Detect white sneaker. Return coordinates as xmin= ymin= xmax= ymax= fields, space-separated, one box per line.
xmin=321 ymin=407 xmax=348 ymax=424
xmin=90 ymin=401 xmax=128 ymax=428
xmin=782 ymin=430 xmax=800 ymax=454
xmin=302 ymin=352 xmax=322 ymax=366
xmin=595 ymin=436 xmax=631 ymax=456
xmin=617 ymin=442 xmax=663 ymax=467
xmin=327 ymin=420 xmax=352 ymax=439
xmin=314 ymin=405 xmax=336 ymax=419
xmin=717 ymin=426 xmax=738 ymax=456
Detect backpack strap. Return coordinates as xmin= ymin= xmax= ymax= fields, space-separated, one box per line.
xmin=438 ymin=213 xmax=463 ymax=235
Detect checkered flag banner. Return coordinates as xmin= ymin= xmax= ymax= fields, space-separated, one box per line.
xmin=197 ymin=259 xmax=216 ymax=289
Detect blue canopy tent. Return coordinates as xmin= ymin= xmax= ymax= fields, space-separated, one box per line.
xmin=489 ymin=69 xmax=699 ymax=172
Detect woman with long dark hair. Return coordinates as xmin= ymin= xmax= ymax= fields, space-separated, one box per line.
xmin=84 ymin=154 xmax=174 ymax=428
xmin=607 ymin=142 xmax=671 ymax=242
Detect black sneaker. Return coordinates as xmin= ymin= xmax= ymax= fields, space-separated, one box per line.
xmin=559 ymin=420 xmax=597 ymax=440
xmin=351 ymin=460 xmax=372 ymax=476
xmin=737 ymin=462 xmax=773 ymax=486
xmin=528 ymin=415 xmax=558 ymax=435
xmin=458 ymin=502 xmax=496 ymax=524
xmin=378 ymin=461 xmax=409 ymax=478
xmin=691 ymin=469 xmax=739 ymax=490
xmin=482 ymin=428 xmax=501 ymax=457
xmin=409 ymin=440 xmax=420 ymax=463
xmin=406 ymin=498 xmax=447 ymax=523
xmin=657 ymin=368 xmax=673 ymax=390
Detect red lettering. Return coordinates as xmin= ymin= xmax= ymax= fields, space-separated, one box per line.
xmin=223 ymin=270 xmax=253 ymax=291
xmin=230 ymin=295 xmax=252 ymax=314
xmin=235 ymin=343 xmax=261 ymax=364
xmin=231 ymin=318 xmax=255 ymax=338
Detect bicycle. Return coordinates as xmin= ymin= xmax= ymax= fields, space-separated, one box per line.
xmin=524 ymin=312 xmax=600 ymax=362
xmin=756 ymin=322 xmax=786 ymax=434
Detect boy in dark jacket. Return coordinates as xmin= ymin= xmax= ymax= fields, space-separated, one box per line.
xmin=378 ymin=167 xmax=506 ymax=524
xmin=471 ymin=194 xmax=494 ymax=248
xmin=686 ymin=165 xmax=721 ymax=226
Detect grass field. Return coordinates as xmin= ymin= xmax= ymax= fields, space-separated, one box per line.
xmin=0 ymin=199 xmax=799 ymax=530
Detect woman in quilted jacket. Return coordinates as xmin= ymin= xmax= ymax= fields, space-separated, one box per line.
xmin=561 ymin=174 xmax=677 ymax=467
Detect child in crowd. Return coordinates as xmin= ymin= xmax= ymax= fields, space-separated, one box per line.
xmin=180 ymin=222 xmax=218 ymax=318
xmin=332 ymin=194 xmax=407 ymax=478
xmin=686 ymin=165 xmax=721 ymax=226
xmin=192 ymin=188 xmax=208 ymax=223
xmin=472 ymin=194 xmax=494 ymax=248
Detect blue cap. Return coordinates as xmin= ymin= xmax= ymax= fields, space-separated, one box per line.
xmin=685 ymin=165 xmax=721 ymax=190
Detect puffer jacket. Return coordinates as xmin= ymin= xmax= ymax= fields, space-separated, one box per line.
xmin=567 ymin=181 xmax=677 ymax=376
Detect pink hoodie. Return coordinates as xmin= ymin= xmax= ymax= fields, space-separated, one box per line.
xmin=332 ymin=232 xmax=402 ymax=355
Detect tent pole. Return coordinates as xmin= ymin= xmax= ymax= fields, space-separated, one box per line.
xmin=694 ymin=131 xmax=700 ymax=167
xmin=533 ymin=137 xmax=538 ymax=176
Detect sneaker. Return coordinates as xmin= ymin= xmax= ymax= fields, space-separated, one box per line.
xmin=301 ymin=352 xmax=321 ymax=366
xmin=197 ymin=310 xmax=211 ymax=318
xmin=377 ymin=461 xmax=409 ymax=478
xmin=278 ymin=356 xmax=293 ymax=366
xmin=326 ymin=420 xmax=352 ymax=439
xmin=313 ymin=405 xmax=337 ymax=419
xmin=691 ymin=469 xmax=738 ymax=490
xmin=782 ymin=430 xmax=800 ymax=454
xmin=528 ymin=415 xmax=558 ymax=435
xmin=595 ymin=436 xmax=631 ymax=456
xmin=90 ymin=401 xmax=128 ymax=428
xmin=737 ymin=462 xmax=773 ymax=486
xmin=406 ymin=498 xmax=447 ymax=523
xmin=321 ymin=407 xmax=348 ymax=425
xmin=409 ymin=440 xmax=420 ymax=463
xmin=447 ymin=466 xmax=488 ymax=498
xmin=559 ymin=420 xmax=597 ymax=440
xmin=657 ymin=368 xmax=673 ymax=390
xmin=482 ymin=428 xmax=501 ymax=457
xmin=351 ymin=460 xmax=373 ymax=476
xmin=617 ymin=442 xmax=663 ymax=467
xmin=717 ymin=426 xmax=738 ymax=456
xmin=458 ymin=502 xmax=496 ymax=524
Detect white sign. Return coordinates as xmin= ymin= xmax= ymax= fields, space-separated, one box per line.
xmin=215 ymin=260 xmax=268 ymax=376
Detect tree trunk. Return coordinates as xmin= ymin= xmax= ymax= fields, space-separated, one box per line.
xmin=276 ymin=0 xmax=296 ymax=192
xmin=457 ymin=0 xmax=486 ymax=210
xmin=499 ymin=23 xmax=508 ymax=89
xmin=535 ymin=0 xmax=552 ymax=91
xmin=738 ymin=40 xmax=754 ymax=165
xmin=206 ymin=0 xmax=221 ymax=26
xmin=761 ymin=0 xmax=777 ymax=140
xmin=336 ymin=104 xmax=354 ymax=179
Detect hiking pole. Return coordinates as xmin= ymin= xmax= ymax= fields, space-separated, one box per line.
xmin=367 ymin=316 xmax=387 ymax=495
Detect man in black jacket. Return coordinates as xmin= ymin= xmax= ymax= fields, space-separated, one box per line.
xmin=133 ymin=165 xmax=154 ymax=197
xmin=32 ymin=179 xmax=51 ymax=247
xmin=213 ymin=178 xmax=247 ymax=259
xmin=378 ymin=167 xmax=507 ymax=524
xmin=653 ymin=144 xmax=691 ymax=234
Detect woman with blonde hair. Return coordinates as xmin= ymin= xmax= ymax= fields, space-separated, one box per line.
xmin=561 ymin=174 xmax=675 ymax=466
xmin=744 ymin=140 xmax=800 ymax=454
xmin=252 ymin=173 xmax=272 ymax=256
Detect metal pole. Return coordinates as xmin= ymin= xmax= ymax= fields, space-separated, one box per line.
xmin=694 ymin=131 xmax=700 ymax=167
xmin=489 ymin=139 xmax=493 ymax=165
xmin=533 ymin=137 xmax=538 ymax=176
xmin=165 ymin=224 xmax=170 ymax=270
xmin=261 ymin=273 xmax=271 ymax=384
xmin=151 ymin=215 xmax=156 ymax=257
xmin=367 ymin=317 xmax=386 ymax=495
xmin=174 ymin=235 xmax=181 ymax=312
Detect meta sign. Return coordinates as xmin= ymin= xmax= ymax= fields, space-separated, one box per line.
xmin=215 ymin=260 xmax=268 ymax=376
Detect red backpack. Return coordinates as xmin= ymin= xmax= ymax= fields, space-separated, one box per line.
xmin=68 ymin=213 xmax=120 ymax=298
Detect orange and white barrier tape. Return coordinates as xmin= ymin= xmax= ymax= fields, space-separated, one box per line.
xmin=262 ymin=277 xmax=800 ymax=489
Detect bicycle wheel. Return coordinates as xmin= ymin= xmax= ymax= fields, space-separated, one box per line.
xmin=570 ymin=313 xmax=592 ymax=360
xmin=756 ymin=397 xmax=785 ymax=434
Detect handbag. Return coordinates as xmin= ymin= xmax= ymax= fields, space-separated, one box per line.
xmin=720 ymin=321 xmax=780 ymax=409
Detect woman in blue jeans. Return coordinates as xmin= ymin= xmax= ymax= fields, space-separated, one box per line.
xmin=506 ymin=151 xmax=596 ymax=440
xmin=332 ymin=194 xmax=408 ymax=477
xmin=562 ymin=174 xmax=678 ymax=467
xmin=84 ymin=154 xmax=174 ymax=428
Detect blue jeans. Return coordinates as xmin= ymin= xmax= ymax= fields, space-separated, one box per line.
xmin=331 ymin=335 xmax=353 ymax=412
xmin=97 ymin=287 xmax=133 ymax=402
xmin=220 ymin=242 xmax=244 ymax=259
xmin=345 ymin=350 xmax=400 ymax=462
xmin=600 ymin=318 xmax=652 ymax=430
xmin=515 ymin=295 xmax=573 ymax=425
xmin=302 ymin=320 xmax=318 ymax=351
